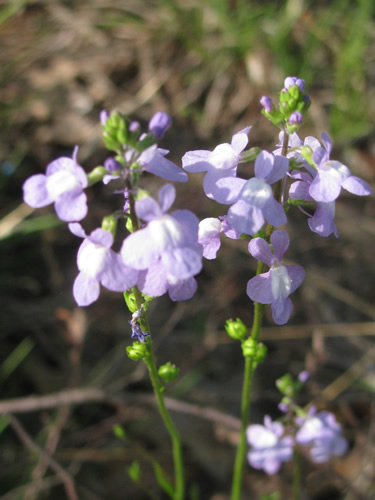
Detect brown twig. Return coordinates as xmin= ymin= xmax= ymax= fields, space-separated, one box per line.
xmin=8 ymin=416 xmax=79 ymax=500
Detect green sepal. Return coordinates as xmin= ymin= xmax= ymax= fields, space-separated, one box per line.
xmin=126 ymin=217 xmax=134 ymax=233
xmin=158 ymin=362 xmax=179 ymax=383
xmin=255 ymin=342 xmax=267 ymax=363
xmin=241 ymin=338 xmax=257 ymax=358
xmin=124 ymin=291 xmax=138 ymax=313
xmin=276 ymin=373 xmax=296 ymax=397
xmin=225 ymin=318 xmax=248 ymax=341
xmin=101 ymin=214 xmax=117 ymax=237
xmin=87 ymin=166 xmax=107 ymax=186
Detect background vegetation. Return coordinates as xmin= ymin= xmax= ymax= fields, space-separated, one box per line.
xmin=1 ymin=1 xmax=374 ymax=498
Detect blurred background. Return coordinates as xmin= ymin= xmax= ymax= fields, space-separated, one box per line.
xmin=1 ymin=1 xmax=375 ymax=498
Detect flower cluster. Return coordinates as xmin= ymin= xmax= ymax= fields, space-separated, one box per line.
xmin=247 ymin=408 xmax=348 ymax=475
xmin=247 ymin=372 xmax=348 ymax=475
xmin=22 ymin=77 xmax=372 ymax=333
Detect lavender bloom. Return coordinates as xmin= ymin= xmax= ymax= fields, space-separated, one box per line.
xmin=284 ymin=76 xmax=305 ymax=92
xmin=260 ymin=96 xmax=273 ymax=112
xmin=23 ymin=147 xmax=88 ymax=222
xmin=182 ymin=127 xmax=251 ymax=203
xmin=121 ymin=184 xmax=202 ymax=301
xmin=136 ymin=145 xmax=188 ymax=183
xmin=223 ymin=151 xmax=289 ymax=235
xmin=247 ymin=230 xmax=305 ymax=325
xmin=148 ymin=112 xmax=172 ymax=139
xmin=247 ymin=416 xmax=294 ymax=475
xmin=69 ymin=223 xmax=138 ymax=306
xmin=296 ymin=407 xmax=348 ymax=463
xmin=289 ymin=170 xmax=339 ymax=238
xmin=198 ymin=216 xmax=241 ymax=260
xmin=309 ymin=132 xmax=372 ymax=203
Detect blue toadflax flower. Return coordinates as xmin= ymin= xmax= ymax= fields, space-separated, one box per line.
xmin=121 ymin=184 xmax=202 ymax=301
xmin=309 ymin=132 xmax=371 ymax=203
xmin=223 ymin=151 xmax=289 ymax=235
xmin=182 ymin=127 xmax=251 ymax=203
xmin=247 ymin=416 xmax=294 ymax=475
xmin=23 ymin=147 xmax=88 ymax=221
xmin=296 ymin=407 xmax=348 ymax=463
xmin=69 ymin=223 xmax=138 ymax=306
xmin=247 ymin=230 xmax=305 ymax=325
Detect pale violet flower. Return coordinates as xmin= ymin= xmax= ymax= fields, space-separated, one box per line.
xmin=69 ymin=223 xmax=138 ymax=306
xmin=289 ymin=170 xmax=339 ymax=238
xmin=222 ymin=151 xmax=289 ymax=235
xmin=296 ymin=407 xmax=348 ymax=463
xmin=198 ymin=216 xmax=241 ymax=259
xmin=23 ymin=147 xmax=88 ymax=221
xmin=182 ymin=127 xmax=251 ymax=202
xmin=247 ymin=230 xmax=305 ymax=325
xmin=309 ymin=132 xmax=371 ymax=203
xmin=121 ymin=184 xmax=202 ymax=301
xmin=133 ymin=144 xmax=188 ymax=183
xmin=247 ymin=416 xmax=294 ymax=475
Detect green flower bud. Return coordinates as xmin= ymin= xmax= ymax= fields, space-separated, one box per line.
xmin=241 ymin=338 xmax=257 ymax=358
xmin=276 ymin=373 xmax=295 ymax=397
xmin=288 ymin=84 xmax=302 ymax=100
xmin=255 ymin=342 xmax=267 ymax=363
xmin=87 ymin=166 xmax=107 ymax=186
xmin=101 ymin=215 xmax=117 ymax=237
xmin=225 ymin=318 xmax=248 ymax=341
xmin=158 ymin=362 xmax=179 ymax=383
xmin=126 ymin=341 xmax=147 ymax=361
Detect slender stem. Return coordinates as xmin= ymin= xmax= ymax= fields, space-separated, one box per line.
xmin=231 ymin=131 xmax=290 ymax=499
xmin=126 ymin=186 xmax=184 ymax=499
xmin=144 ymin=346 xmax=185 ymax=500
xmin=231 ymin=282 xmax=265 ymax=500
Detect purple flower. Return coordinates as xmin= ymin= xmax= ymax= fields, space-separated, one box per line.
xmin=246 ymin=230 xmax=305 ymax=325
xmin=289 ymin=170 xmax=339 ymax=238
xmin=100 ymin=110 xmax=109 ymax=125
xmin=223 ymin=151 xmax=289 ymax=235
xmin=247 ymin=416 xmax=294 ymax=475
xmin=182 ymin=127 xmax=251 ymax=203
xmin=148 ymin=112 xmax=172 ymax=139
xmin=135 ymin=145 xmax=188 ymax=183
xmin=23 ymin=147 xmax=88 ymax=222
xmin=309 ymin=132 xmax=372 ymax=202
xmin=69 ymin=223 xmax=138 ymax=306
xmin=120 ymin=184 xmax=202 ymax=301
xmin=296 ymin=407 xmax=348 ymax=463
xmin=198 ymin=216 xmax=241 ymax=260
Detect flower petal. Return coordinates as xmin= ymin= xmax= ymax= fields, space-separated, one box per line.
xmin=23 ymin=174 xmax=53 ymax=208
xmin=246 ymin=272 xmax=273 ymax=304
xmin=54 ymin=192 xmax=87 ymax=221
xmin=73 ymin=272 xmax=100 ymax=306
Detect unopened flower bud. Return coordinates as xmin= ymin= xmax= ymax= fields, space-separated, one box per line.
xmin=104 ymin=157 xmax=122 ymax=172
xmin=148 ymin=112 xmax=172 ymax=139
xmin=225 ymin=318 xmax=247 ymax=341
xmin=289 ymin=111 xmax=303 ymax=125
xmin=241 ymin=338 xmax=257 ymax=358
xmin=260 ymin=96 xmax=273 ymax=112
xmin=284 ymin=76 xmax=305 ymax=92
xmin=126 ymin=341 xmax=147 ymax=361
xmin=100 ymin=110 xmax=109 ymax=125
xmin=255 ymin=342 xmax=267 ymax=363
xmin=158 ymin=361 xmax=179 ymax=383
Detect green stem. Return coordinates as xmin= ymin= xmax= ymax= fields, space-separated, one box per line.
xmin=144 ymin=345 xmax=185 ymax=500
xmin=131 ymin=286 xmax=184 ymax=499
xmin=231 ymin=131 xmax=290 ymax=499
xmin=231 ymin=293 xmax=265 ymax=500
